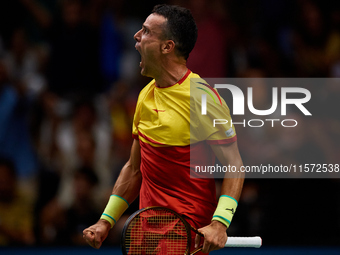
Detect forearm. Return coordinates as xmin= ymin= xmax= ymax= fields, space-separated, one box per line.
xmin=111 ymin=139 xmax=142 ymax=204
xmin=211 ymin=142 xmax=245 ymax=201
xmin=111 ymin=160 xmax=142 ymax=205
xmin=100 ymin=139 xmax=141 ymax=227
xmin=220 ymin=160 xmax=244 ymax=201
xmin=83 ymin=156 xmax=142 ymax=249
xmin=210 ymin=142 xmax=244 ymax=228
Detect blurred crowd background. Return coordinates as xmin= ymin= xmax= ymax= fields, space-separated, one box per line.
xmin=0 ymin=0 xmax=339 ymax=248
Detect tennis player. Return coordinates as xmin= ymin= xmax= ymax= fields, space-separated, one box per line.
xmin=83 ymin=4 xmax=244 ymax=254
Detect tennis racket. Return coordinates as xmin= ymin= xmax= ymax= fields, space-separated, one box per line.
xmin=121 ymin=207 xmax=261 ymax=255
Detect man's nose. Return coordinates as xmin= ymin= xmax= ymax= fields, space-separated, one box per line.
xmin=134 ymin=29 xmax=142 ymax=42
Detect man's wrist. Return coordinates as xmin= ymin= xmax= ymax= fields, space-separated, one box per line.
xmin=211 ymin=219 xmax=228 ymax=230
xmin=100 ymin=195 xmax=129 ymax=228
xmin=212 ymin=195 xmax=238 ymax=228
xmin=98 ymin=219 xmax=112 ymax=229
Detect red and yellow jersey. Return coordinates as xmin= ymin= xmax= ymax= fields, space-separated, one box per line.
xmin=132 ymin=69 xmax=236 ymax=228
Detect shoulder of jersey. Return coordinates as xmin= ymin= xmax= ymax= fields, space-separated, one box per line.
xmin=189 ymin=74 xmax=214 ymax=101
xmin=138 ymin=79 xmax=156 ymax=98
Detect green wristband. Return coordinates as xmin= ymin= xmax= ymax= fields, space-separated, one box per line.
xmin=100 ymin=195 xmax=129 ymax=228
xmin=212 ymin=195 xmax=238 ymax=228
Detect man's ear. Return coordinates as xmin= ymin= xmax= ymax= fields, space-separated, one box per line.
xmin=161 ymin=40 xmax=175 ymax=54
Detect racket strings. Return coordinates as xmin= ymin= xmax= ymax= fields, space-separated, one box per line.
xmin=124 ymin=208 xmax=189 ymax=255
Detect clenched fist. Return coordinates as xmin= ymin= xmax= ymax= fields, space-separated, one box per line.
xmin=83 ymin=219 xmax=111 ymax=249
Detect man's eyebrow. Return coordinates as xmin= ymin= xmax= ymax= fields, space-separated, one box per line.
xmin=142 ymin=24 xmax=150 ymax=30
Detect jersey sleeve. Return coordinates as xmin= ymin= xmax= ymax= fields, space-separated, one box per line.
xmin=190 ymin=84 xmax=237 ymax=144
xmin=132 ymin=121 xmax=138 ymax=140
xmin=132 ymin=80 xmax=155 ymax=140
xmin=132 ymin=91 xmax=143 ymax=140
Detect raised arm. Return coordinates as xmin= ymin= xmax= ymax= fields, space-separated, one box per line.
xmin=83 ymin=139 xmax=142 ymax=249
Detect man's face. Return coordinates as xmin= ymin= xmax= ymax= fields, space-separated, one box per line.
xmin=134 ymin=13 xmax=167 ymax=77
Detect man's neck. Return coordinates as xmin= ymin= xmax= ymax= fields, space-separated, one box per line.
xmin=154 ymin=60 xmax=188 ymax=88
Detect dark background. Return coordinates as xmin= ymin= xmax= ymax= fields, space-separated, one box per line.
xmin=0 ymin=0 xmax=339 ymax=249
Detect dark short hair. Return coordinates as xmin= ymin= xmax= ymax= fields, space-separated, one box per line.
xmin=152 ymin=4 xmax=197 ymax=60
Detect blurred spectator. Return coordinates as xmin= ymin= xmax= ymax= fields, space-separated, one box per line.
xmin=108 ymin=81 xmax=136 ymax=179
xmin=0 ymin=157 xmax=35 ymax=246
xmin=3 ymin=27 xmax=46 ymax=100
xmin=38 ymin=166 xmax=100 ymax=245
xmin=293 ymin=0 xmax=340 ymax=77
xmin=0 ymin=1 xmax=27 ymax=50
xmin=64 ymin=166 xmax=101 ymax=245
xmin=0 ymin=0 xmax=339 ymax=248
xmin=51 ymin=100 xmax=112 ymax=208
xmin=0 ymin=59 xmax=38 ymax=179
xmin=183 ymin=0 xmax=234 ymax=77
xmin=98 ymin=0 xmax=142 ymax=90
xmin=38 ymin=198 xmax=64 ymax=245
xmin=44 ymin=0 xmax=101 ymax=100
xmin=99 ymin=0 xmax=123 ymax=89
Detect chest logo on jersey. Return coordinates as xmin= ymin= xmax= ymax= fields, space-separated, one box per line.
xmin=153 ymin=109 xmax=166 ymax=113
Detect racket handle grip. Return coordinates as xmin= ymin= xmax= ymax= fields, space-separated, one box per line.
xmin=225 ymin=236 xmax=262 ymax=248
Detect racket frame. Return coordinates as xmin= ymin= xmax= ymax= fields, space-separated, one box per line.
xmin=121 ymin=206 xmax=194 ymax=255
xmin=121 ymin=206 xmax=260 ymax=254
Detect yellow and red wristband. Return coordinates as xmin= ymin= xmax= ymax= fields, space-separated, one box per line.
xmin=100 ymin=194 xmax=129 ymax=228
xmin=212 ymin=195 xmax=238 ymax=228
